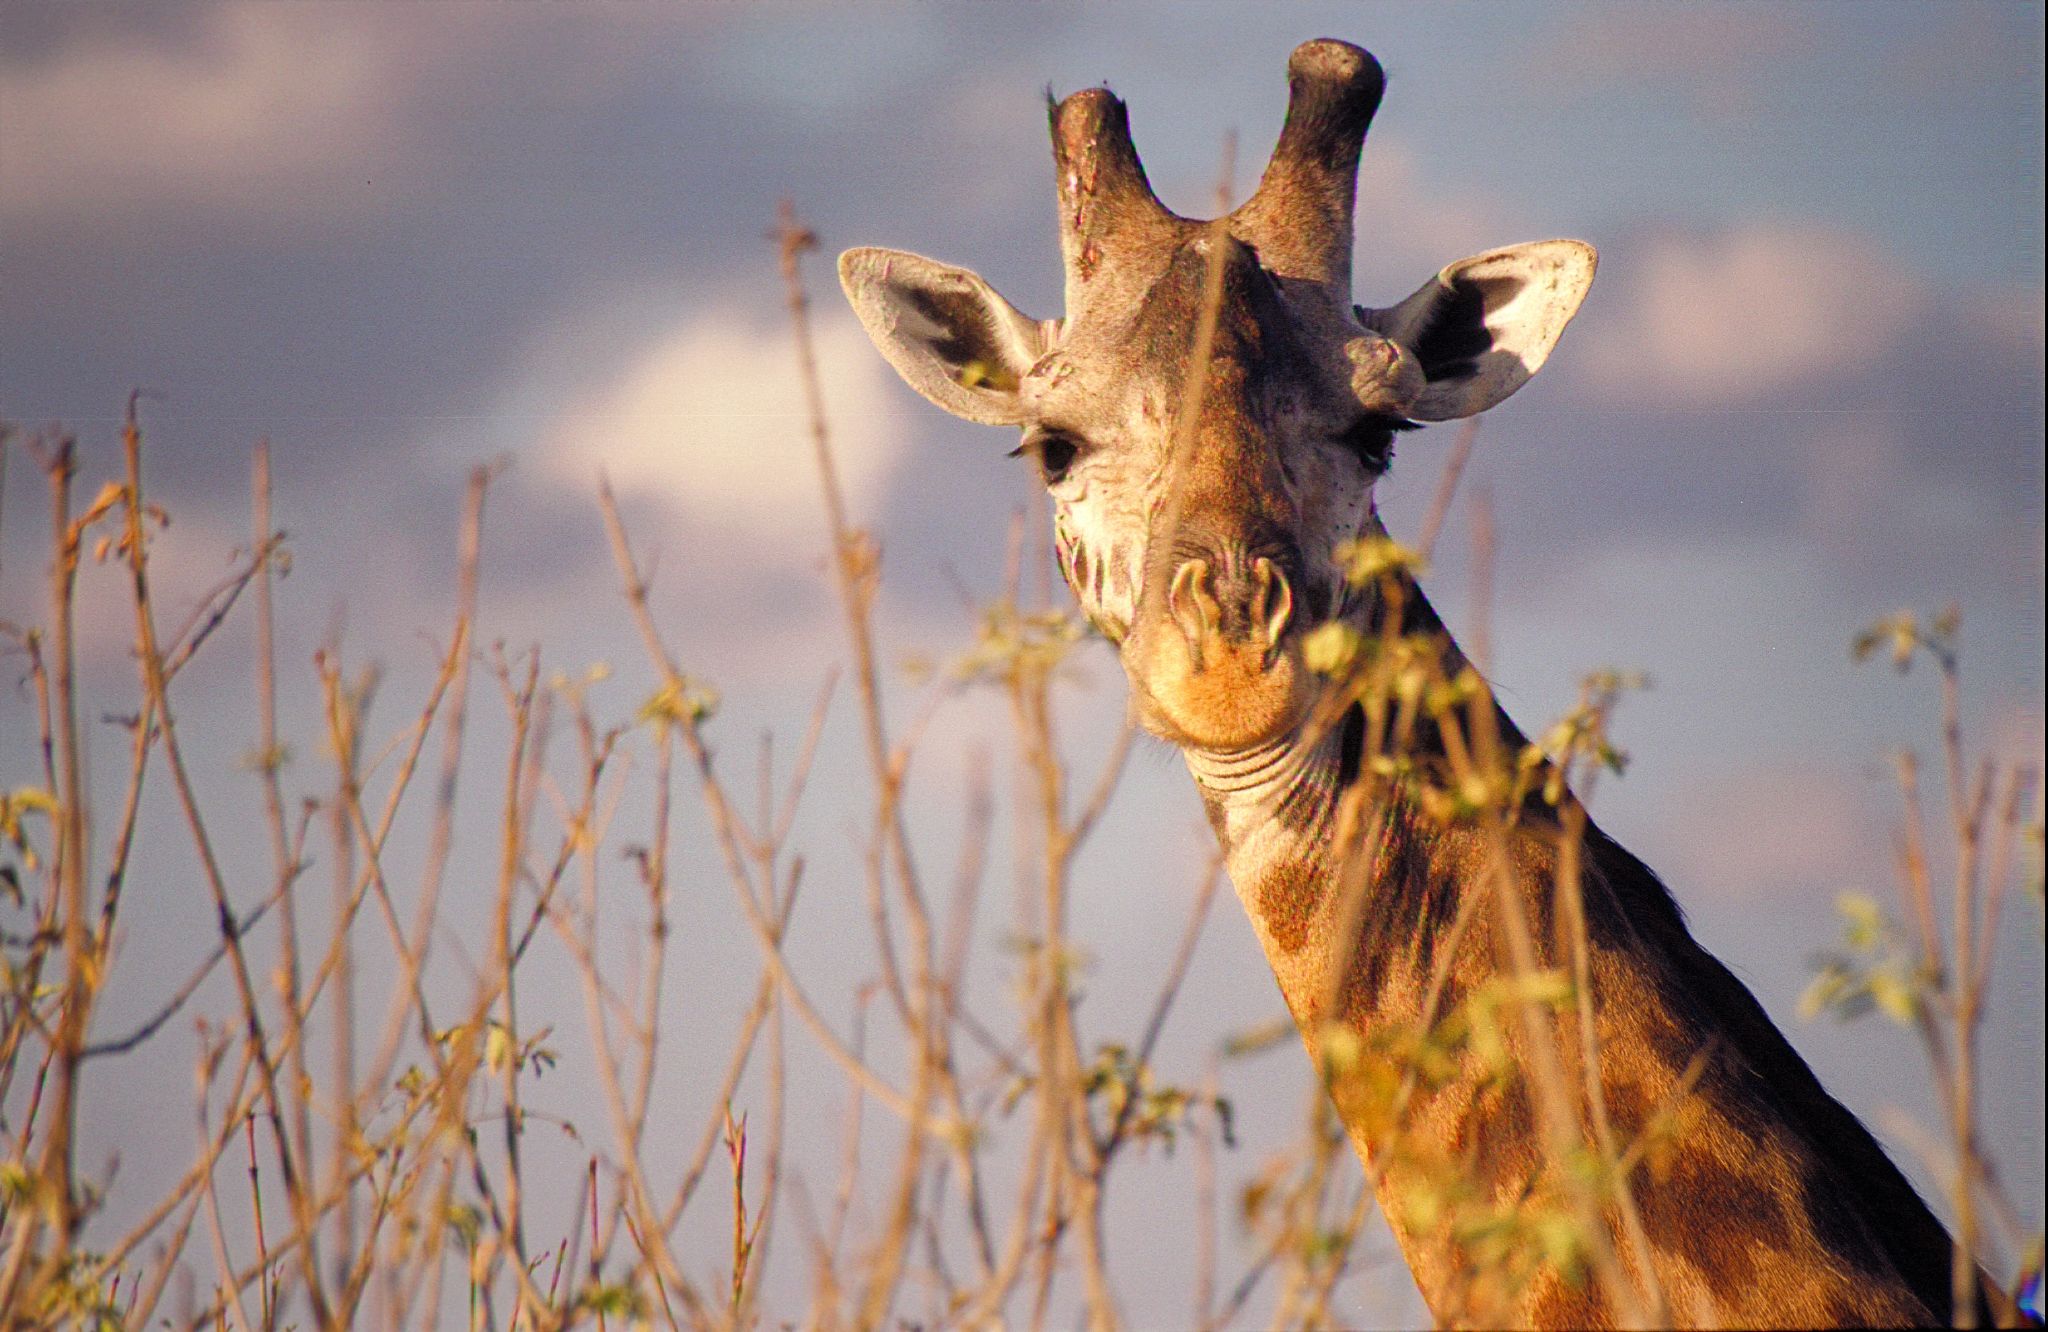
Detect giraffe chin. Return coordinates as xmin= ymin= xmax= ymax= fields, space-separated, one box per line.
xmin=1127 ymin=630 xmax=1313 ymax=752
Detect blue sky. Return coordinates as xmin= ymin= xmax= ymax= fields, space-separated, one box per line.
xmin=2 ymin=3 xmax=2042 ymax=1325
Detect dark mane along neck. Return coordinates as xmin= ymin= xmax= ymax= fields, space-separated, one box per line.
xmin=1571 ymin=818 xmax=1974 ymax=1324
xmin=1191 ymin=573 xmax=1984 ymax=1326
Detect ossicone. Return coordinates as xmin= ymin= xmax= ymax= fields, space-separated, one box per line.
xmin=1232 ymin=39 xmax=1386 ymax=293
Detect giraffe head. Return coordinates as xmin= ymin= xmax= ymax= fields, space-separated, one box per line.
xmin=842 ymin=40 xmax=1595 ymax=752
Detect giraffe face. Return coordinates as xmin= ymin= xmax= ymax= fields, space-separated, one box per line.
xmin=1010 ymin=234 xmax=1395 ymax=749
xmin=840 ymin=41 xmax=1596 ymax=753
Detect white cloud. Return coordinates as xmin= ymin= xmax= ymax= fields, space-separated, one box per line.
xmin=538 ymin=306 xmax=908 ymax=544
xmin=1579 ymin=225 xmax=1928 ymax=405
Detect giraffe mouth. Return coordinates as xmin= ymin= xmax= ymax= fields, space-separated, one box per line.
xmin=1124 ymin=555 xmax=1314 ymax=751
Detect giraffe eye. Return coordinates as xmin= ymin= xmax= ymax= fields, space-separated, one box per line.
xmin=1038 ymin=434 xmax=1078 ymax=482
xmin=1338 ymin=414 xmax=1421 ymax=474
xmin=1011 ymin=430 xmax=1085 ymax=485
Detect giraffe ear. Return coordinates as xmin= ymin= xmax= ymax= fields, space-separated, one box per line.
xmin=1362 ymin=240 xmax=1596 ymax=421
xmin=839 ymin=248 xmax=1051 ymax=426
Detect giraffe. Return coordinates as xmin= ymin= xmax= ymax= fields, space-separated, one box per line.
xmin=838 ymin=39 xmax=2006 ymax=1328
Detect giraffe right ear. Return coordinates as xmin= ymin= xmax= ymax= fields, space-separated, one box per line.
xmin=1362 ymin=240 xmax=1596 ymax=421
xmin=839 ymin=248 xmax=1052 ymax=426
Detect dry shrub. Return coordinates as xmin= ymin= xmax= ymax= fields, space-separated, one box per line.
xmin=0 ymin=215 xmax=2036 ymax=1330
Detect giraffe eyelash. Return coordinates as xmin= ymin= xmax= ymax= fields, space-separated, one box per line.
xmin=1009 ymin=429 xmax=1087 ymax=485
xmin=1339 ymin=414 xmax=1421 ymax=474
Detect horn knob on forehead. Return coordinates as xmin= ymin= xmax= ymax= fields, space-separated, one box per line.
xmin=1051 ymin=87 xmax=1178 ymax=315
xmin=1232 ymin=39 xmax=1385 ymax=293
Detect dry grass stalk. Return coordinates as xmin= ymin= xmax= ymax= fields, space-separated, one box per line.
xmin=0 ymin=202 xmax=2035 ymax=1329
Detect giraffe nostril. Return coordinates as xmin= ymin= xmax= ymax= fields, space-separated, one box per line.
xmin=1166 ymin=555 xmax=1299 ymax=663
xmin=1253 ymin=557 xmax=1294 ymax=654
xmin=1169 ymin=559 xmax=1219 ymax=653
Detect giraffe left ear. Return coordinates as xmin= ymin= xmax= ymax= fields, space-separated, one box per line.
xmin=839 ymin=247 xmax=1051 ymax=426
xmin=1362 ymin=240 xmax=1596 ymax=421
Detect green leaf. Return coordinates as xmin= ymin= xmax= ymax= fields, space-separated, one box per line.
xmin=639 ymin=676 xmax=720 ymax=727
xmin=1867 ymin=968 xmax=1921 ymax=1024
xmin=1318 ymin=1024 xmax=1364 ymax=1082
xmin=1334 ymin=534 xmax=1427 ymax=586
xmin=484 ymin=1022 xmax=513 ymax=1074
xmin=1798 ymin=968 xmax=1846 ymax=1022
xmin=1301 ymin=621 xmax=1363 ymax=677
xmin=0 ymin=1162 xmax=33 ymax=1205
xmin=446 ymin=1201 xmax=483 ymax=1248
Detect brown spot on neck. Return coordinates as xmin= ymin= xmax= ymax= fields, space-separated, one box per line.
xmin=1640 ymin=1146 xmax=1791 ymax=1294
xmin=1525 ymin=1274 xmax=1608 ymax=1330
xmin=1254 ymin=861 xmax=1322 ymax=954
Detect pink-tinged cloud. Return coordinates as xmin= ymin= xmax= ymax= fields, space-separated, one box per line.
xmin=0 ymin=7 xmax=395 ymax=227
xmin=1793 ymin=418 xmax=2039 ymax=593
xmin=1578 ymin=225 xmax=1928 ymax=405
xmin=1976 ymin=285 xmax=2047 ymax=362
xmin=1974 ymin=702 xmax=2048 ymax=790
xmin=0 ymin=4 xmax=707 ymax=234
xmin=0 ymin=490 xmax=248 ymax=679
xmin=1528 ymin=6 xmax=1818 ymax=118
xmin=928 ymin=62 xmax=1072 ymax=218
xmin=1351 ymin=138 xmax=1515 ymax=297
xmin=1662 ymin=766 xmax=1878 ymax=902
xmin=1879 ymin=7 xmax=2046 ymax=102
xmin=1658 ymin=708 xmax=2043 ymax=905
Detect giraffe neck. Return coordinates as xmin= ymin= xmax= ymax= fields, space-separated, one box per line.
xmin=1180 ymin=574 xmax=1969 ymax=1328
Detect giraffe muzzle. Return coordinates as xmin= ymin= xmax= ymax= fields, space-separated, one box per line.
xmin=1127 ymin=554 xmax=1312 ymax=750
